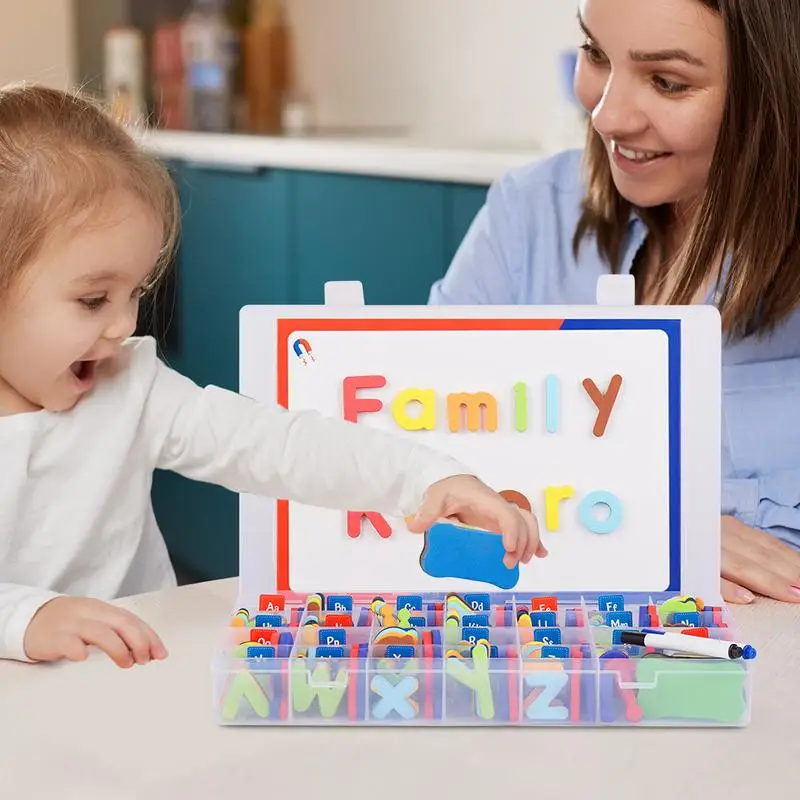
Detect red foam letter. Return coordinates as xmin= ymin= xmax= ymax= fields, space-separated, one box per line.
xmin=347 ymin=511 xmax=393 ymax=539
xmin=343 ymin=375 xmax=386 ymax=422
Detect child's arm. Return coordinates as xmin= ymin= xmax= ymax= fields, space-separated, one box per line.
xmin=142 ymin=350 xmax=470 ymax=520
xmin=0 ymin=583 xmax=60 ymax=661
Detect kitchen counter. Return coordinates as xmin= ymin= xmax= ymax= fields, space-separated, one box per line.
xmin=135 ymin=128 xmax=546 ymax=185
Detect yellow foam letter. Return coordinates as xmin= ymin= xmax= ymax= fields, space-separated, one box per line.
xmin=544 ymin=486 xmax=574 ymax=531
xmin=391 ymin=389 xmax=436 ymax=431
xmin=447 ymin=392 xmax=498 ymax=432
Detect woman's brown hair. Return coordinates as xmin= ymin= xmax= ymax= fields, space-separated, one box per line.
xmin=0 ymin=83 xmax=180 ymax=298
xmin=573 ymin=0 xmax=800 ymax=339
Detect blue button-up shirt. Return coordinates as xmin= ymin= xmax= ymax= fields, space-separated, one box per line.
xmin=429 ymin=148 xmax=800 ymax=549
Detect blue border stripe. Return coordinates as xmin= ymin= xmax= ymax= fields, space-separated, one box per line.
xmin=559 ymin=318 xmax=681 ymax=592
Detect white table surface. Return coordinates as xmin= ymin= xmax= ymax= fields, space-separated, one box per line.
xmin=1 ymin=577 xmax=797 ymax=799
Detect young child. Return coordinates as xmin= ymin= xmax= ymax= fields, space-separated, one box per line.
xmin=0 ymin=84 xmax=544 ymax=669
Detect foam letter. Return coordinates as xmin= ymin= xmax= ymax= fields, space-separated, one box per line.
xmin=524 ymin=664 xmax=569 ymax=721
xmin=446 ymin=642 xmax=495 ymax=720
xmin=513 ymin=382 xmax=528 ymax=432
xmin=499 ymin=489 xmax=532 ymax=512
xmin=578 ymin=491 xmax=623 ymax=534
xmin=544 ymin=486 xmax=574 ymax=531
xmin=582 ymin=375 xmax=623 ymax=436
xmin=370 ymin=675 xmax=420 ymax=720
xmin=221 ymin=672 xmax=270 ymax=721
xmin=291 ymin=661 xmax=348 ymax=718
xmin=447 ymin=392 xmax=498 ymax=432
xmin=391 ymin=388 xmax=436 ymax=431
xmin=545 ymin=375 xmax=559 ymax=433
xmin=343 ymin=375 xmax=386 ymax=422
xmin=347 ymin=511 xmax=393 ymax=539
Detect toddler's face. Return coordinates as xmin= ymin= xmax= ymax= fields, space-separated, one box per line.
xmin=0 ymin=192 xmax=164 ymax=415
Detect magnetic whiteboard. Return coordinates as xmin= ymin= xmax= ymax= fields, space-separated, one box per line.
xmin=265 ymin=316 xmax=681 ymax=595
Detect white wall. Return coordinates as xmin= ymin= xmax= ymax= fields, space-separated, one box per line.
xmin=285 ymin=0 xmax=584 ymax=151
xmin=0 ymin=0 xmax=75 ymax=88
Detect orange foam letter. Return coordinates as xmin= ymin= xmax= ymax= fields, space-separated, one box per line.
xmin=447 ymin=392 xmax=498 ymax=432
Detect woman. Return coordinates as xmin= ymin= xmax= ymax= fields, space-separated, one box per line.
xmin=429 ymin=0 xmax=800 ymax=604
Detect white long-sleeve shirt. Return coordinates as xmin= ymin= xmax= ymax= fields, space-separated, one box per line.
xmin=0 ymin=337 xmax=468 ymax=662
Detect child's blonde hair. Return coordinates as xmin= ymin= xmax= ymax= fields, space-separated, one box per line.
xmin=0 ymin=83 xmax=180 ymax=297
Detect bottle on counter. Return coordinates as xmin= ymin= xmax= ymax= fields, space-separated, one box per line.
xmin=151 ymin=17 xmax=186 ymax=130
xmin=226 ymin=0 xmax=250 ymax=132
xmin=242 ymin=0 xmax=289 ymax=133
xmin=103 ymin=25 xmax=147 ymax=125
xmin=181 ymin=0 xmax=237 ymax=132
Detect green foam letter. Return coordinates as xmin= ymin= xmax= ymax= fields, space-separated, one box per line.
xmin=446 ymin=642 xmax=495 ymax=720
xmin=291 ymin=660 xmax=349 ymax=718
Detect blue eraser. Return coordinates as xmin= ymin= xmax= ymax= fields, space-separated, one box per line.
xmin=419 ymin=521 xmax=519 ymax=590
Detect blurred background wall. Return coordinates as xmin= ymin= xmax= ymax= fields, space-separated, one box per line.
xmin=0 ymin=0 xmax=75 ymax=88
xmin=7 ymin=0 xmax=582 ymax=153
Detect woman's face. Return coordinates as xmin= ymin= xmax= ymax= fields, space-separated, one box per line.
xmin=574 ymin=0 xmax=727 ymax=210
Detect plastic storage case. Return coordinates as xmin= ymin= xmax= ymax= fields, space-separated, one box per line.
xmin=212 ymin=280 xmax=756 ymax=728
xmin=213 ymin=590 xmax=753 ymax=726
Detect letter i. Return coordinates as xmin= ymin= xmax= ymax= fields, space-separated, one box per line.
xmin=545 ymin=375 xmax=559 ymax=433
xmin=513 ymin=382 xmax=528 ymax=432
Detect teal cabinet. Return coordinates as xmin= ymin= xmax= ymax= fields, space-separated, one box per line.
xmin=288 ymin=171 xmax=448 ymax=305
xmin=169 ymin=163 xmax=291 ymax=390
xmin=151 ymin=162 xmax=291 ymax=582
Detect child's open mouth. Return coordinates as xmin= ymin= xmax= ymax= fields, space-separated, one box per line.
xmin=70 ymin=360 xmax=97 ymax=387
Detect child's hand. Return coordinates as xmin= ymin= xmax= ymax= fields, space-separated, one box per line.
xmin=23 ymin=596 xmax=168 ymax=668
xmin=407 ymin=475 xmax=547 ymax=568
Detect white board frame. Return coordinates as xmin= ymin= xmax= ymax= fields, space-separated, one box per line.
xmin=238 ymin=279 xmax=722 ymax=607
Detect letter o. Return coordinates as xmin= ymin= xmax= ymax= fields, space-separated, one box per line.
xmin=578 ymin=491 xmax=622 ymax=535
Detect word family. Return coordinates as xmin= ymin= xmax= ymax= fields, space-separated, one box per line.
xmin=342 ymin=374 xmax=624 ymax=436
